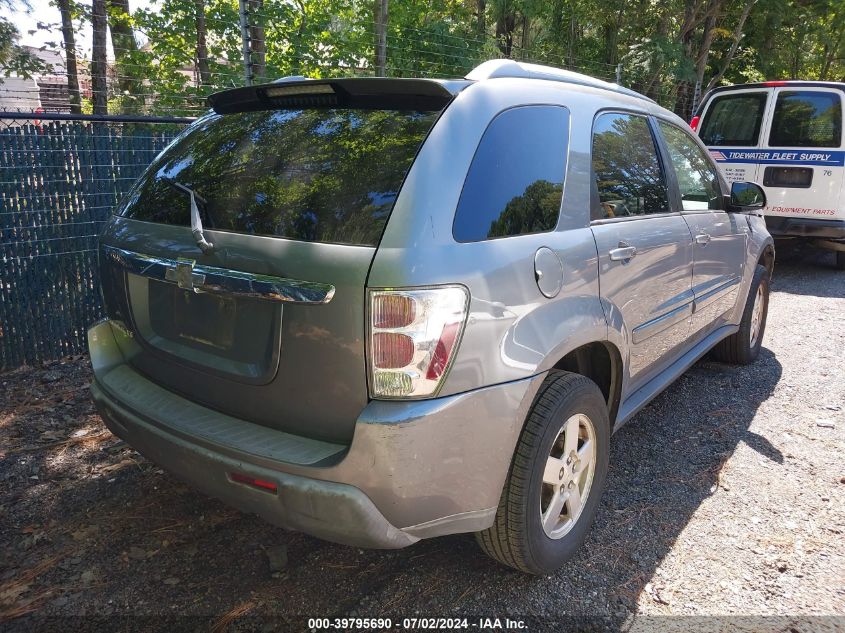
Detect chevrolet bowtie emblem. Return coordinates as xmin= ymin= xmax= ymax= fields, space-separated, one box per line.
xmin=165 ymin=260 xmax=206 ymax=291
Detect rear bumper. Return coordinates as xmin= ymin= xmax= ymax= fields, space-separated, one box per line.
xmin=89 ymin=320 xmax=544 ymax=549
xmin=765 ymin=216 xmax=845 ymax=239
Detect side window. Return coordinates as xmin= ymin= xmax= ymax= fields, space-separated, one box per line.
xmin=453 ymin=106 xmax=568 ymax=242
xmin=591 ymin=112 xmax=670 ymax=219
xmin=658 ymin=121 xmax=723 ymax=211
xmin=769 ymin=91 xmax=842 ymax=148
xmin=698 ymin=92 xmax=767 ymax=147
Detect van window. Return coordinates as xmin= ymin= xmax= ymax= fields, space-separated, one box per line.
xmin=592 ymin=112 xmax=670 ymax=219
xmin=769 ymin=91 xmax=842 ymax=148
xmin=452 ymin=106 xmax=568 ymax=242
xmin=699 ymin=92 xmax=767 ymax=147
xmin=658 ymin=121 xmax=722 ymax=211
xmin=118 ymin=108 xmax=439 ymax=246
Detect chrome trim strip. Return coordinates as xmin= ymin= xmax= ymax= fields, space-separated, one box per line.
xmin=692 ymin=275 xmax=741 ymax=313
xmin=102 ymin=245 xmax=335 ymax=305
xmin=631 ymin=300 xmax=693 ymax=345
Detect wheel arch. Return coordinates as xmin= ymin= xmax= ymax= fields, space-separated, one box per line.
xmin=551 ymin=341 xmax=624 ymax=430
xmin=759 ymin=241 xmax=775 ymax=277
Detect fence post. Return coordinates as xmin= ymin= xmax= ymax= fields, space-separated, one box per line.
xmin=615 ymin=63 xmax=622 ymax=85
xmin=239 ymin=0 xmax=253 ymax=86
xmin=692 ymin=80 xmax=702 ymax=115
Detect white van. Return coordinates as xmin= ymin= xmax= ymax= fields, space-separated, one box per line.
xmin=693 ymin=81 xmax=844 ymax=268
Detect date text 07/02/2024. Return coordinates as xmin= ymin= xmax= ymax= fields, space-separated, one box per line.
xmin=307 ymin=617 xmax=528 ymax=630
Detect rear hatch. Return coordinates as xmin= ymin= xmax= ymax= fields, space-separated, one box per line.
xmin=98 ymin=79 xmax=455 ymax=443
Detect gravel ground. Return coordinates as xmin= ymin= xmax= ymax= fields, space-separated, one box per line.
xmin=1 ymin=241 xmax=843 ymax=631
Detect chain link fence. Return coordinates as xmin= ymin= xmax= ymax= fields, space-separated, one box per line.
xmin=0 ymin=113 xmax=189 ymax=369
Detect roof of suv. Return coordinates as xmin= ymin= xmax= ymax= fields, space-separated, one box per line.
xmin=207 ymin=59 xmax=653 ymax=115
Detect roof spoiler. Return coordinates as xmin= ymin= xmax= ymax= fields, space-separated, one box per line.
xmin=207 ymin=77 xmax=460 ymax=114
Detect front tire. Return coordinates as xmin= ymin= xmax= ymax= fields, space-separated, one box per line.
xmin=476 ymin=371 xmax=609 ymax=575
xmin=712 ymin=264 xmax=770 ymax=365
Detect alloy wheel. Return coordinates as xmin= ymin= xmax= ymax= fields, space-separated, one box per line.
xmin=540 ymin=413 xmax=597 ymax=539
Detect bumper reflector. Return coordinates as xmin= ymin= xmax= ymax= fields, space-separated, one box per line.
xmin=229 ymin=472 xmax=278 ymax=493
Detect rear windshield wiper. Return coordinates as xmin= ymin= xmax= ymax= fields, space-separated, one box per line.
xmin=162 ymin=177 xmax=215 ymax=255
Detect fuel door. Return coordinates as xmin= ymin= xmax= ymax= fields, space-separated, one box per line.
xmin=534 ymin=247 xmax=564 ymax=298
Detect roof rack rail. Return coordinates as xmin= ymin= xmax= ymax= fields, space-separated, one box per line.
xmin=465 ymin=59 xmax=654 ymax=103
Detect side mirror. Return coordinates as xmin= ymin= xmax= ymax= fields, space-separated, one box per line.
xmin=727 ymin=181 xmax=766 ymax=213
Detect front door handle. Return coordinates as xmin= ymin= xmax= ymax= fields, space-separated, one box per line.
xmin=609 ymin=243 xmax=637 ymax=261
xmin=695 ymin=233 xmax=711 ymax=245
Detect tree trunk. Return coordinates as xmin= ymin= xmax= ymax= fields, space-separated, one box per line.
xmin=602 ymin=14 xmax=619 ymax=67
xmin=705 ymin=0 xmax=756 ymax=92
xmin=373 ymin=0 xmax=388 ymax=76
xmin=495 ymin=6 xmax=516 ymax=58
xmin=694 ymin=5 xmax=718 ymax=87
xmin=643 ymin=11 xmax=670 ymax=100
xmin=56 ymin=0 xmax=81 ymax=114
xmin=195 ymin=0 xmax=211 ymax=86
xmin=289 ymin=0 xmax=306 ymax=76
xmin=91 ymin=0 xmax=108 ymax=114
xmin=520 ymin=15 xmax=530 ymax=59
xmin=476 ymin=0 xmax=486 ymax=39
xmin=249 ymin=0 xmax=266 ymax=80
xmin=107 ymin=0 xmax=137 ymax=89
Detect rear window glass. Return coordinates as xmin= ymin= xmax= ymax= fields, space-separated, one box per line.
xmin=699 ymin=92 xmax=767 ymax=146
xmin=769 ymin=91 xmax=842 ymax=148
xmin=118 ymin=108 xmax=439 ymax=246
xmin=452 ymin=106 xmax=568 ymax=242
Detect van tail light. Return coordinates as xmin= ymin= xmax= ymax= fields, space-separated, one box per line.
xmin=689 ymin=115 xmax=700 ymax=132
xmin=368 ymin=287 xmax=469 ymax=399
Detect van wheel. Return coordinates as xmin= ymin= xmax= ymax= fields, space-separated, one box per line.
xmin=475 ymin=371 xmax=609 ymax=575
xmin=835 ymin=251 xmax=845 ymax=270
xmin=712 ymin=264 xmax=770 ymax=365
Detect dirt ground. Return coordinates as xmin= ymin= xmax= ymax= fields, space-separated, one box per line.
xmin=1 ymin=241 xmax=843 ymax=631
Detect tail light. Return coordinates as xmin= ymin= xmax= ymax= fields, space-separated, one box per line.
xmin=689 ymin=115 xmax=700 ymax=132
xmin=368 ymin=286 xmax=469 ymax=399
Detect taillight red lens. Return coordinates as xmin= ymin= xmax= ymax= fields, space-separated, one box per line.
xmin=763 ymin=81 xmax=787 ymax=87
xmin=689 ymin=115 xmax=700 ymax=131
xmin=372 ymin=294 xmax=416 ymax=328
xmin=426 ymin=322 xmax=460 ymax=380
xmin=368 ymin=287 xmax=468 ymax=398
xmin=372 ymin=332 xmax=415 ymax=368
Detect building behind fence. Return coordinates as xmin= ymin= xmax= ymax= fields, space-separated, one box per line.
xmin=0 ymin=114 xmax=188 ymax=369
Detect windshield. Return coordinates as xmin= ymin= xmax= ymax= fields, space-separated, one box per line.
xmin=118 ymin=108 xmax=440 ymax=246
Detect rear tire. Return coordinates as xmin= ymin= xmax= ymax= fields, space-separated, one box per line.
xmin=475 ymin=371 xmax=609 ymax=575
xmin=835 ymin=251 xmax=845 ymax=271
xmin=711 ymin=264 xmax=770 ymax=365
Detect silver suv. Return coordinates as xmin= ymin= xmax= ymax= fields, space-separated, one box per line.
xmin=89 ymin=60 xmax=775 ymax=574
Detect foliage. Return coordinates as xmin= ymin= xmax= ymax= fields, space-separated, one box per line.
xmin=0 ymin=19 xmax=49 ymax=79
xmin=5 ymin=0 xmax=845 ymax=115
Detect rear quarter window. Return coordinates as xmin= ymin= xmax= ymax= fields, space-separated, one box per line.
xmin=769 ymin=91 xmax=842 ymax=148
xmin=699 ymin=92 xmax=768 ymax=147
xmin=118 ymin=108 xmax=439 ymax=246
xmin=452 ymin=106 xmax=569 ymax=243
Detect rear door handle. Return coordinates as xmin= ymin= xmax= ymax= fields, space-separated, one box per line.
xmin=609 ymin=243 xmax=637 ymax=261
xmin=695 ymin=233 xmax=711 ymax=245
